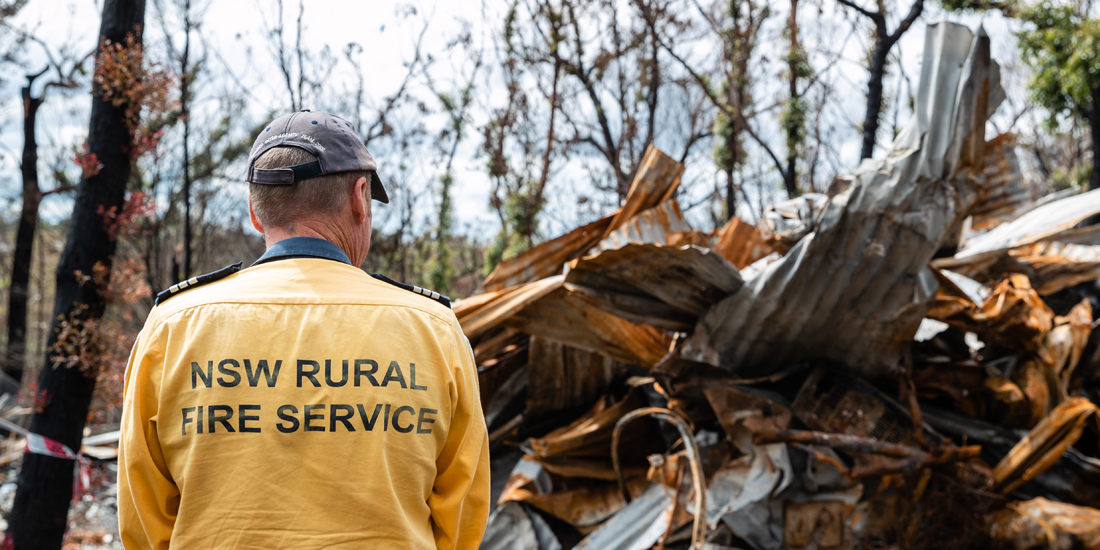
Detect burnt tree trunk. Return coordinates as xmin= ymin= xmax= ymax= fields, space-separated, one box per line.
xmin=860 ymin=34 xmax=891 ymax=161
xmin=841 ymin=0 xmax=924 ymax=161
xmin=180 ymin=0 xmax=192 ymax=280
xmin=8 ymin=0 xmax=145 ymax=547
xmin=4 ymin=75 xmax=46 ymax=385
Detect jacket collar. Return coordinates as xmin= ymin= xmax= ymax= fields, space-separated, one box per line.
xmin=252 ymin=236 xmax=352 ymax=267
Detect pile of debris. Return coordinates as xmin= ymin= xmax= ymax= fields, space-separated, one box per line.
xmin=464 ymin=23 xmax=1100 ymax=550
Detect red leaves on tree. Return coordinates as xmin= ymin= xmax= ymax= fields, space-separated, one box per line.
xmin=97 ymin=191 xmax=155 ymax=241
xmin=73 ymin=143 xmax=104 ymax=179
xmin=92 ymin=32 xmax=178 ymax=161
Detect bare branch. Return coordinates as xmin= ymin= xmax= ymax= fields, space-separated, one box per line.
xmin=835 ymin=0 xmax=885 ymax=27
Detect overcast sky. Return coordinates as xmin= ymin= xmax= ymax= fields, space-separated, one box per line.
xmin=0 ymin=0 xmax=1025 ymax=239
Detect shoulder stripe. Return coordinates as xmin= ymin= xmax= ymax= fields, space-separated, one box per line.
xmin=155 ymin=262 xmax=243 ymax=306
xmin=370 ymin=273 xmax=451 ymax=308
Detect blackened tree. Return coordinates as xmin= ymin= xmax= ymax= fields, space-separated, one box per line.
xmin=8 ymin=0 xmax=146 ymax=546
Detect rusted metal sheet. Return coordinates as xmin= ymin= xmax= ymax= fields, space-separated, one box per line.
xmin=564 ymin=243 xmax=744 ymax=332
xmin=591 ymin=200 xmax=691 ymax=253
xmin=504 ymin=286 xmax=672 ymax=367
xmin=572 ymin=483 xmax=673 ymax=550
xmin=928 ymin=274 xmax=1054 ymax=353
xmin=481 ymin=216 xmax=614 ymax=293
xmin=498 ymin=457 xmax=651 ymax=533
xmin=989 ymin=498 xmax=1100 ymax=550
xmin=992 ymin=397 xmax=1099 ymax=494
xmin=480 ymin=146 xmax=685 ymax=293
xmin=477 ymin=333 xmax=529 ymax=412
xmin=969 ymin=133 xmax=1030 ymax=231
xmin=712 ymin=216 xmax=773 ymax=270
xmin=602 ymin=145 xmax=685 ymax=239
xmin=783 ymin=501 xmax=848 ymax=548
xmin=526 ymin=390 xmax=665 ymax=480
xmin=938 ymin=187 xmax=1100 ymax=275
xmin=704 ymin=385 xmax=792 ymax=438
xmin=685 ymin=23 xmax=1001 ymax=378
xmin=1010 ymin=241 xmax=1100 ymax=295
xmin=460 ymin=276 xmax=565 ymax=341
xmin=526 ymin=336 xmax=628 ymax=422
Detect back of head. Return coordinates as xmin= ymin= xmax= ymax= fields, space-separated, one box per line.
xmin=249 ymin=147 xmax=371 ymax=230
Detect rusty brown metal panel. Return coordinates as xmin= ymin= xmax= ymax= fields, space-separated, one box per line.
xmin=1011 ymin=241 xmax=1100 ymax=295
xmin=989 ymin=497 xmax=1100 ymax=550
xmin=602 ymin=145 xmax=685 ymax=239
xmin=712 ymin=216 xmax=773 ymax=269
xmin=505 ymin=286 xmax=672 ymax=367
xmin=480 ymin=146 xmax=685 ymax=293
xmin=992 ymin=397 xmax=1099 ymax=494
xmin=592 ymin=200 xmax=691 ymax=253
xmin=970 ymin=133 xmax=1030 ymax=231
xmin=481 ymin=216 xmax=614 ymax=292
xmin=461 ymin=276 xmax=565 ymax=341
xmin=784 ymin=501 xmax=848 ymax=548
xmin=566 ymin=243 xmax=743 ymax=321
xmin=526 ymin=336 xmax=627 ymax=422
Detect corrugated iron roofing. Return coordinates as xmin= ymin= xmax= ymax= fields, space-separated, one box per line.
xmin=684 ymin=23 xmax=1000 ymax=378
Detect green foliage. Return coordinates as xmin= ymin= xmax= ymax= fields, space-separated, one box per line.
xmin=937 ymin=0 xmax=1016 ymax=15
xmin=712 ymin=111 xmax=742 ymax=172
xmin=1016 ymin=2 xmax=1100 ymax=127
xmin=482 ymin=187 xmax=539 ymax=276
xmin=780 ymin=46 xmax=810 ymax=163
xmin=1049 ymin=163 xmax=1092 ymax=192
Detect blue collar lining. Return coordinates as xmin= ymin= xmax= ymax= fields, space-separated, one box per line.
xmin=252 ymin=237 xmax=352 ymax=267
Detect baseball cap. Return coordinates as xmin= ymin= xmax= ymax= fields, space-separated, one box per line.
xmin=246 ymin=110 xmax=389 ymax=204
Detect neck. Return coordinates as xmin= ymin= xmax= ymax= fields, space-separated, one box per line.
xmin=264 ymin=220 xmax=364 ymax=266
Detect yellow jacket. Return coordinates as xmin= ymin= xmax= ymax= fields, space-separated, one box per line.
xmin=119 ymin=250 xmax=490 ymax=549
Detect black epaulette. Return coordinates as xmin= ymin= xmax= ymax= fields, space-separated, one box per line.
xmin=370 ymin=273 xmax=451 ymax=308
xmin=155 ymin=262 xmax=243 ymax=306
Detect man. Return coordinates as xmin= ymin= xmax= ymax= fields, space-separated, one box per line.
xmin=118 ymin=110 xmax=490 ymax=549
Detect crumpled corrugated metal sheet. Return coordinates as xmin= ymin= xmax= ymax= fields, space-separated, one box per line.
xmin=591 ymin=200 xmax=692 ymax=254
xmin=571 ymin=483 xmax=673 ymax=550
xmin=937 ymin=188 xmax=1100 ymax=276
xmin=1008 ymin=241 xmax=1100 ymax=295
xmin=992 ymin=397 xmax=1099 ymax=494
xmin=525 ymin=336 xmax=628 ymax=422
xmin=928 ymin=273 xmax=1054 ymax=353
xmin=503 ymin=286 xmax=673 ymax=366
xmin=479 ymin=501 xmax=563 ymax=550
xmin=602 ymin=145 xmax=685 ymax=239
xmin=758 ymin=193 xmax=829 ymax=254
xmin=459 ymin=276 xmax=566 ymax=341
xmin=525 ymin=390 xmax=665 ymax=480
xmin=480 ymin=217 xmax=614 ymax=293
xmin=989 ymin=497 xmax=1100 ymax=550
xmin=711 ymin=216 xmax=773 ymax=270
xmin=685 ymin=23 xmax=1001 ymax=378
xmin=565 ymin=243 xmax=744 ymax=332
xmin=496 ymin=456 xmax=652 ymax=532
xmin=480 ymin=146 xmax=684 ymax=292
xmin=969 ymin=133 xmax=1029 ymax=231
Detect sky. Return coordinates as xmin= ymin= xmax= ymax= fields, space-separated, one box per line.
xmin=0 ymin=0 xmax=1029 ymax=241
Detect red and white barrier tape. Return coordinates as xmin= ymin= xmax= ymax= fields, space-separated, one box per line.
xmin=24 ymin=432 xmax=91 ymax=497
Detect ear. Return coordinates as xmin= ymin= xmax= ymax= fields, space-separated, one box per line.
xmin=248 ymin=194 xmax=265 ymax=234
xmin=350 ymin=176 xmax=370 ymax=225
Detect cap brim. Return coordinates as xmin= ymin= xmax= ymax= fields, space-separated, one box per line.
xmin=371 ymin=172 xmax=389 ymax=204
